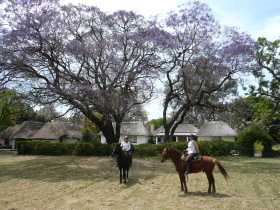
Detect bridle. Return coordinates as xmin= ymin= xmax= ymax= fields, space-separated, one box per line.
xmin=112 ymin=145 xmax=126 ymax=158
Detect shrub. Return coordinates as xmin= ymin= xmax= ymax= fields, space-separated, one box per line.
xmin=17 ymin=141 xmax=112 ymax=156
xmin=133 ymin=143 xmax=159 ymax=157
xmin=238 ymin=124 xmax=274 ymax=157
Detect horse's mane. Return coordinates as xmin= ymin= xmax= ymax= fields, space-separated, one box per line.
xmin=166 ymin=147 xmax=181 ymax=154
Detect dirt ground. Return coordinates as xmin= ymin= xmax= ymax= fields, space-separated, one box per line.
xmin=0 ymin=154 xmax=279 ymax=210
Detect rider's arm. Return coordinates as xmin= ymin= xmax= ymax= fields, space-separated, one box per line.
xmin=127 ymin=142 xmax=131 ymax=151
xmin=194 ymin=141 xmax=200 ymax=153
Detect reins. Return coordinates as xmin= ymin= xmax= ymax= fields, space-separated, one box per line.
xmin=167 ymin=148 xmax=184 ymax=159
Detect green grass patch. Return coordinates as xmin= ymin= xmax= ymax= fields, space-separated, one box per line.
xmin=0 ymin=154 xmax=279 ymax=209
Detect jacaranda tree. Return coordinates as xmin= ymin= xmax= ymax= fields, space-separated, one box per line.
xmin=1 ymin=0 xmax=164 ymax=144
xmin=156 ymin=2 xmax=257 ymax=141
xmin=1 ymin=0 xmax=258 ymax=144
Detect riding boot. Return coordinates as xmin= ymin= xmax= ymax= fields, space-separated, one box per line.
xmin=185 ymin=161 xmax=191 ymax=175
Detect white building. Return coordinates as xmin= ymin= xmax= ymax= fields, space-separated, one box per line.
xmin=100 ymin=122 xmax=153 ymax=145
xmin=153 ymin=124 xmax=198 ymax=144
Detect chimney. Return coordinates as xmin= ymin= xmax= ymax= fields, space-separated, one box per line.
xmin=150 ymin=123 xmax=155 ymax=134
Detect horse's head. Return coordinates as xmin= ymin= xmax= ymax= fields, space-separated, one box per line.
xmin=111 ymin=144 xmax=122 ymax=157
xmin=161 ymin=147 xmax=171 ymax=162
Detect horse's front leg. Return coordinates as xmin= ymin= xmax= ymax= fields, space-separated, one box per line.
xmin=123 ymin=168 xmax=127 ymax=183
xmin=183 ymin=174 xmax=187 ymax=193
xmin=179 ymin=172 xmax=187 ymax=193
xmin=178 ymin=173 xmax=184 ymax=191
xmin=119 ymin=167 xmax=123 ymax=184
xmin=181 ymin=173 xmax=188 ymax=193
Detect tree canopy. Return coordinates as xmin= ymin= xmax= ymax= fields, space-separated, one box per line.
xmin=1 ymin=0 xmax=164 ymax=144
xmin=0 ymin=89 xmax=44 ymax=132
xmin=157 ymin=2 xmax=257 ymax=141
xmin=230 ymin=96 xmax=280 ymax=143
xmin=1 ymin=0 xmax=260 ymax=144
xmin=252 ymin=37 xmax=280 ymax=103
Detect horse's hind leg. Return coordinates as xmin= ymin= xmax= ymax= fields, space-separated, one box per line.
xmin=182 ymin=175 xmax=187 ymax=193
xmin=206 ymin=173 xmax=215 ymax=193
xmin=119 ymin=168 xmax=122 ymax=184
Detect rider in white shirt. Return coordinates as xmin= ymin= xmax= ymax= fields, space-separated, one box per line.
xmin=121 ymin=136 xmax=131 ymax=152
xmin=185 ymin=135 xmax=200 ymax=175
xmin=119 ymin=136 xmax=132 ymax=168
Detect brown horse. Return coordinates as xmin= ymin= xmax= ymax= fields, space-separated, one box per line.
xmin=161 ymin=147 xmax=228 ymax=194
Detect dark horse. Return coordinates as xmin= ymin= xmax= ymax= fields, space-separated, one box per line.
xmin=111 ymin=145 xmax=131 ymax=184
xmin=161 ymin=147 xmax=229 ymax=194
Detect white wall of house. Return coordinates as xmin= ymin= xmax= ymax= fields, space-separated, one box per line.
xmin=0 ymin=139 xmax=15 ymax=149
xmin=101 ymin=135 xmax=150 ymax=145
xmin=198 ymin=136 xmax=236 ymax=141
xmin=11 ymin=139 xmax=16 ymax=149
xmin=134 ymin=135 xmax=150 ymax=145
xmin=155 ymin=134 xmax=196 ymax=145
xmin=101 ymin=135 xmax=106 ymax=144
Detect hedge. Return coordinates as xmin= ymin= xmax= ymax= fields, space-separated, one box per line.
xmin=17 ymin=141 xmax=112 ymax=156
xmin=17 ymin=140 xmax=239 ymax=157
xmin=238 ymin=125 xmax=274 ymax=157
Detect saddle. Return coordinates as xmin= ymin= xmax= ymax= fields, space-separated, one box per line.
xmin=181 ymin=153 xmax=202 ymax=163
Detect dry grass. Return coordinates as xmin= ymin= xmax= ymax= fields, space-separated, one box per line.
xmin=0 ymin=152 xmax=280 ymax=210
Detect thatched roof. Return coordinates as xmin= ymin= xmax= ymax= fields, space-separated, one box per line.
xmin=120 ymin=122 xmax=152 ymax=136
xmin=0 ymin=121 xmax=82 ymax=140
xmin=196 ymin=121 xmax=237 ymax=137
xmin=153 ymin=124 xmax=198 ymax=136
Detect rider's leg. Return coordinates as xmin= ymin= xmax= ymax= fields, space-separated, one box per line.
xmin=185 ymin=153 xmax=196 ymax=174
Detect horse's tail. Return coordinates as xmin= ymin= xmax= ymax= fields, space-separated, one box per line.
xmin=214 ymin=159 xmax=229 ymax=180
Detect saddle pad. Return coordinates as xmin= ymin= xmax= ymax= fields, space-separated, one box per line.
xmin=193 ymin=156 xmax=202 ymax=162
xmin=181 ymin=154 xmax=202 ymax=162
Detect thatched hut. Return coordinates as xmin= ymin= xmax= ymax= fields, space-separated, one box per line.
xmin=0 ymin=121 xmax=82 ymax=149
xmin=100 ymin=122 xmax=153 ymax=145
xmin=196 ymin=121 xmax=237 ymax=141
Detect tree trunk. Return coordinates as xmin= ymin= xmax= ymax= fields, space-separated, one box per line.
xmin=99 ymin=123 xmax=120 ymax=145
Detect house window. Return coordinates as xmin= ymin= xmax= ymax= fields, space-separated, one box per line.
xmin=211 ymin=136 xmax=222 ymax=141
xmin=129 ymin=136 xmax=137 ymax=143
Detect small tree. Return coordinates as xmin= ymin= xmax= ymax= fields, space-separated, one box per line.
xmin=145 ymin=118 xmax=165 ymax=131
xmin=0 ymin=89 xmax=39 ymax=132
xmin=252 ymin=37 xmax=280 ymax=102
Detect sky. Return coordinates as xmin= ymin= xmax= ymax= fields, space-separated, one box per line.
xmin=61 ymin=0 xmax=280 ymax=120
